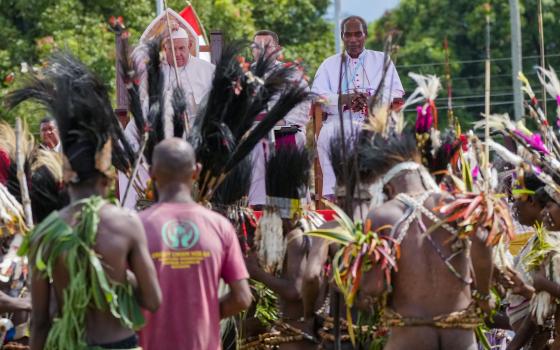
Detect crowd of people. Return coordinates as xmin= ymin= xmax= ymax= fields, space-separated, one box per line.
xmin=1 ymin=10 xmax=560 ymax=350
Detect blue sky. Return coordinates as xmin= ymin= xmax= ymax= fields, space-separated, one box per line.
xmin=326 ymin=0 xmax=400 ymax=23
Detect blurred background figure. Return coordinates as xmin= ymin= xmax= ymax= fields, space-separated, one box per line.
xmin=38 ymin=117 xmax=60 ymax=152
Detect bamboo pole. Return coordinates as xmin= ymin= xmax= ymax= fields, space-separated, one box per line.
xmin=163 ymin=0 xmax=190 ymax=131
xmin=122 ymin=132 xmax=149 ymax=205
xmin=443 ymin=37 xmax=455 ymax=128
xmin=15 ymin=118 xmax=33 ymax=228
xmin=484 ymin=4 xmax=492 ymax=193
xmin=537 ymin=0 xmax=547 ymax=117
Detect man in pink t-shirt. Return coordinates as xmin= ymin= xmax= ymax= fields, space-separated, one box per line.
xmin=139 ymin=138 xmax=252 ymax=350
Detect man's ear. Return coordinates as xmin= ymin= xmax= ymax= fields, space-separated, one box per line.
xmin=384 ymin=183 xmax=396 ymax=200
xmin=99 ymin=175 xmax=110 ymax=189
xmin=192 ymin=163 xmax=202 ymax=180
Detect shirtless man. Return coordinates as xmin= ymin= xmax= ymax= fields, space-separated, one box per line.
xmin=357 ymin=131 xmax=494 ymax=350
xmin=303 ymin=135 xmax=373 ymax=349
xmin=245 ymin=146 xmax=315 ymax=349
xmin=507 ymin=187 xmax=560 ymax=350
xmin=11 ymin=53 xmax=162 ymax=350
xmin=246 ymin=221 xmax=312 ymax=349
xmin=29 ymin=171 xmax=162 ymax=350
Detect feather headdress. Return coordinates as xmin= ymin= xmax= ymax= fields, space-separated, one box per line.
xmin=403 ymin=73 xmax=443 ymax=169
xmin=120 ymin=37 xmax=188 ymax=165
xmin=211 ymin=154 xmax=252 ymax=208
xmin=257 ymin=145 xmax=311 ymax=274
xmin=188 ymin=41 xmax=310 ymax=203
xmin=265 ymin=146 xmax=311 ymax=218
xmin=536 ymin=66 xmax=560 ymax=141
xmin=6 ymin=53 xmax=135 ymax=183
xmin=0 ymin=121 xmax=67 ymax=286
xmin=0 ymin=121 xmax=67 ymax=224
xmin=519 ymin=71 xmax=560 ymax=157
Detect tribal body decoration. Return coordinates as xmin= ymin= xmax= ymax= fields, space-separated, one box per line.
xmin=256 ymin=146 xmax=311 ymax=274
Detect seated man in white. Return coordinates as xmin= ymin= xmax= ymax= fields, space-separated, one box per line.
xmin=119 ymin=26 xmax=215 ymax=209
xmin=311 ymin=16 xmax=404 ymax=200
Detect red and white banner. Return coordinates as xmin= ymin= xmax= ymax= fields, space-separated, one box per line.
xmin=179 ymin=4 xmax=210 ymax=61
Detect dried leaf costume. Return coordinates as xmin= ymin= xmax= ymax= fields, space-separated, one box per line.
xmin=8 ymin=53 xmax=142 ymax=350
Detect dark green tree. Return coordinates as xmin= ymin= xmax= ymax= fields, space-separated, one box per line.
xmin=0 ymin=0 xmax=333 ymax=129
xmin=368 ymin=0 xmax=560 ymax=127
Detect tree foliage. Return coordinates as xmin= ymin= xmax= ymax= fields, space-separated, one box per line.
xmin=0 ymin=0 xmax=333 ymax=129
xmin=368 ymin=0 xmax=560 ymax=127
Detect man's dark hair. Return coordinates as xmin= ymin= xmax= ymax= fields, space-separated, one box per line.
xmin=535 ymin=187 xmax=551 ymax=207
xmin=525 ymin=173 xmax=545 ymax=192
xmin=341 ymin=16 xmax=368 ymax=36
xmin=40 ymin=116 xmax=55 ymax=126
xmin=357 ymin=128 xmax=419 ymax=182
xmin=254 ymin=30 xmax=279 ymax=45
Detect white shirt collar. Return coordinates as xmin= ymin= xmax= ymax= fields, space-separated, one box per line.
xmin=344 ymin=49 xmax=367 ymax=61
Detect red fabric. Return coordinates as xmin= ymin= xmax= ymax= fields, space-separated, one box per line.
xmin=179 ymin=6 xmax=202 ymax=36
xmin=255 ymin=112 xmax=267 ymax=121
xmin=0 ymin=150 xmax=10 ymax=185
xmin=253 ymin=209 xmax=336 ymax=222
xmin=275 ymin=133 xmax=296 ymax=150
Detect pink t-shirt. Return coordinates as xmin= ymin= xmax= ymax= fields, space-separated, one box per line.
xmin=139 ymin=202 xmax=249 ymax=350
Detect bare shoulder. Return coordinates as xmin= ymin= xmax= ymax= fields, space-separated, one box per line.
xmin=98 ymin=203 xmax=143 ymax=237
xmin=367 ymin=199 xmax=406 ymax=230
xmin=286 ymin=228 xmax=308 ymax=251
xmin=308 ymin=220 xmax=339 ymax=247
xmin=424 ymin=191 xmax=455 ymax=213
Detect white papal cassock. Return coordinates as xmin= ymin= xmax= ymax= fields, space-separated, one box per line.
xmin=311 ymin=49 xmax=404 ymax=197
xmin=119 ymin=57 xmax=215 ymax=209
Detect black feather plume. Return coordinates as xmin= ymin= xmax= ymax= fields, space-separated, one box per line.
xmin=118 ymin=33 xmax=144 ymax=140
xmin=265 ymin=146 xmax=311 ymax=199
xmin=171 ymin=87 xmax=187 ymax=137
xmin=225 ymin=85 xmax=310 ymax=172
xmin=122 ymin=38 xmax=168 ymax=165
xmin=30 ymin=165 xmax=68 ymax=222
xmin=188 ymin=41 xmax=312 ymax=202
xmin=6 ymin=52 xmax=134 ymax=180
xmin=211 ymin=154 xmax=252 ymax=206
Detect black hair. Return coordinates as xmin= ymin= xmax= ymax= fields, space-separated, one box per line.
xmin=534 ymin=187 xmax=551 ymax=207
xmin=357 ymin=128 xmax=419 ymax=182
xmin=329 ymin=133 xmax=358 ymax=187
xmin=39 ymin=116 xmax=55 ymax=126
xmin=7 ymin=53 xmax=135 ymax=184
xmin=254 ymin=30 xmax=279 ymax=45
xmin=265 ymin=146 xmax=310 ymax=199
xmin=341 ymin=16 xmax=368 ymax=36
xmin=525 ymin=173 xmax=545 ymax=192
